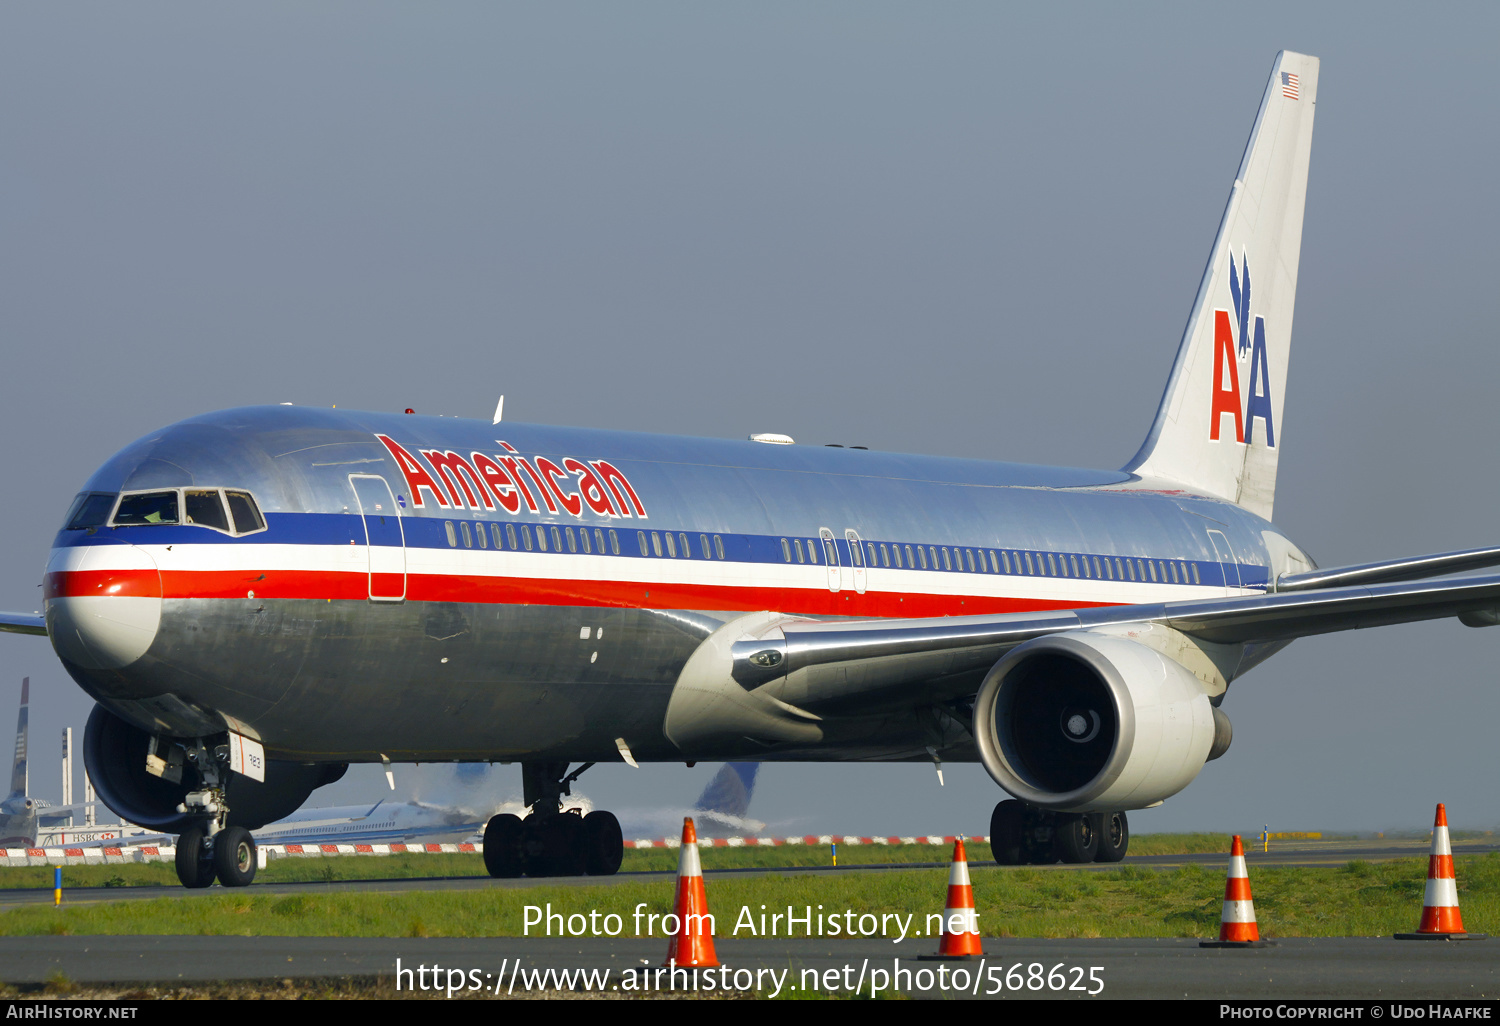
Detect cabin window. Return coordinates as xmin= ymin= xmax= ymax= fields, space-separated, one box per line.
xmin=443 ymin=521 xmax=457 ymax=547
xmin=565 ymin=526 xmax=577 ymax=553
xmin=609 ymin=529 xmax=620 ymax=555
xmin=1191 ymin=563 xmax=1200 ymax=584
xmin=700 ymin=534 xmax=711 ymax=559
xmin=917 ymin=546 xmax=928 ymax=570
xmin=794 ymin=538 xmax=805 ymax=563
xmin=651 ymin=532 xmax=662 ymax=556
xmin=1168 ymin=561 xmax=1178 ymax=583
xmin=492 ymin=524 xmax=503 ymax=549
xmin=714 ymin=535 xmax=725 ymax=560
xmin=184 ymin=490 xmax=230 ymax=532
xmin=475 ymin=522 xmax=487 ymax=549
xmin=578 ymin=528 xmax=590 ymax=554
xmin=679 ymin=533 xmax=690 ymax=558
xmin=866 ymin=542 xmax=876 ymax=565
xmin=664 ymin=532 xmax=676 ymax=558
xmin=899 ymin=545 xmax=909 ymax=568
xmin=941 ymin=548 xmax=952 ymax=571
xmin=459 ymin=522 xmax=471 ymax=548
xmin=962 ymin=549 xmax=972 ymax=572
xmin=926 ymin=546 xmax=936 ymax=569
xmin=1145 ymin=561 xmax=1155 ymax=582
xmin=596 ymin=528 xmax=607 ymax=553
xmin=810 ymin=539 xmax=824 ymax=564
xmin=522 ymin=525 xmax=535 ymax=551
xmin=548 ymin=526 xmax=561 ymax=552
xmin=879 ymin=543 xmax=889 ymax=567
xmin=1069 ymin=555 xmax=1079 ymax=577
xmin=1043 ymin=553 xmax=1054 ymax=576
xmin=505 ymin=524 xmax=517 ymax=549
xmin=1000 ymin=551 xmax=1010 ymax=573
xmin=113 ymin=490 xmax=180 ymax=527
xmin=533 ymin=526 xmax=546 ymax=551
xmin=781 ymin=538 xmax=792 ymax=562
xmin=1022 ymin=552 xmax=1033 ymax=574
xmin=848 ymin=539 xmax=863 ymax=567
xmin=637 ymin=531 xmax=648 ymax=555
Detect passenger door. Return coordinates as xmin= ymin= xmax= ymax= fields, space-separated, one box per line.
xmin=1207 ymin=529 xmax=1240 ymax=595
xmin=844 ymin=529 xmax=867 ymax=594
xmin=818 ymin=527 xmax=841 ymax=593
xmin=351 ymin=475 xmax=407 ymax=602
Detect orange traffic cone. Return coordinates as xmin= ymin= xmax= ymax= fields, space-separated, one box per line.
xmin=1396 ymin=804 xmax=1486 ymax=940
xmin=1201 ymin=835 xmax=1270 ymax=947
xmin=663 ymin=817 xmax=719 ymax=967
xmin=920 ymin=837 xmax=983 ymax=960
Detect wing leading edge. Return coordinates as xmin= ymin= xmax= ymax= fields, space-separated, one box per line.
xmin=732 ymin=568 xmax=1500 ymax=703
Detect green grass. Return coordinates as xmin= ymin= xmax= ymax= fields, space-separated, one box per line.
xmin=0 ymin=833 xmax=1238 ymax=889
xmin=4 ymin=852 xmax=1496 ymax=940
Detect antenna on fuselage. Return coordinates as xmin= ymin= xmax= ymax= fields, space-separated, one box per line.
xmin=492 ymin=396 xmax=504 ymax=425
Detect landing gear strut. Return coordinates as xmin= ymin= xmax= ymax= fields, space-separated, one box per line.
xmin=483 ymin=761 xmax=623 ymax=879
xmin=989 ymin=799 xmax=1128 ymax=865
xmin=170 ymin=738 xmax=259 ymax=889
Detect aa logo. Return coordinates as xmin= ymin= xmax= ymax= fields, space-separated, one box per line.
xmin=1209 ymin=253 xmax=1275 ymax=446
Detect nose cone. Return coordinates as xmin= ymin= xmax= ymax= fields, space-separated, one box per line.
xmin=45 ymin=544 xmax=162 ymax=669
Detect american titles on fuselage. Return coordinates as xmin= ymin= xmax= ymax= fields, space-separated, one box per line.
xmin=375 ymin=434 xmax=649 ymax=520
xmin=1209 ymin=252 xmax=1276 ymax=447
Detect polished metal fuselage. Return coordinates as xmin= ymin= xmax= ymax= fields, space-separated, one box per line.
xmin=44 ymin=405 xmax=1301 ymax=767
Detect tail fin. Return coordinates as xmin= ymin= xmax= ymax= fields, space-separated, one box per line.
xmin=1124 ymin=51 xmax=1319 ymax=520
xmin=9 ymin=678 xmax=27 ymax=799
xmin=693 ymin=763 xmax=759 ymax=820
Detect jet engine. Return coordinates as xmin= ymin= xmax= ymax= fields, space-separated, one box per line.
xmin=973 ymin=630 xmax=1224 ymax=813
xmin=83 ymin=704 xmax=346 ymax=832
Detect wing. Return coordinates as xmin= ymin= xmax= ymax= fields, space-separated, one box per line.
xmin=0 ymin=612 xmax=45 ymax=637
xmin=720 ymin=557 xmax=1500 ymax=717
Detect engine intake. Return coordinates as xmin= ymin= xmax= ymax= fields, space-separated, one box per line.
xmin=84 ymin=704 xmax=347 ymax=832
xmin=973 ymin=631 xmax=1217 ymax=812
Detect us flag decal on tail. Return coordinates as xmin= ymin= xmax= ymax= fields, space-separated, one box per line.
xmin=1281 ymin=72 xmax=1299 ymax=100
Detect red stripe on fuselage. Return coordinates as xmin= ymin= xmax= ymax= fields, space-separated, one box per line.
xmin=44 ymin=569 xmax=162 ymax=600
xmin=45 ymin=567 xmax=1115 ymax=618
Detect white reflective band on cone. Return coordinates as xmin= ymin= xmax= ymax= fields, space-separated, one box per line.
xmin=942 ymin=908 xmax=980 ymax=934
xmin=1221 ymin=900 xmax=1257 ymax=923
xmin=1424 ymin=877 xmax=1459 ymax=907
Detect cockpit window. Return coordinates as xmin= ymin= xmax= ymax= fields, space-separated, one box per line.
xmin=224 ymin=491 xmax=266 ymax=534
xmin=64 ymin=493 xmax=117 ymax=530
xmin=113 ymin=491 xmax=180 ymax=526
xmin=184 ymin=490 xmax=231 ymax=532
xmin=106 ymin=488 xmax=268 ymax=535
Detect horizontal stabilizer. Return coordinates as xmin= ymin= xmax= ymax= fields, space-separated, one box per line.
xmin=0 ymin=613 xmax=45 ymax=637
xmin=1275 ymin=546 xmax=1500 ymax=592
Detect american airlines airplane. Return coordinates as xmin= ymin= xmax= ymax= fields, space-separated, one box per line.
xmin=4 ymin=51 xmax=1498 ymax=889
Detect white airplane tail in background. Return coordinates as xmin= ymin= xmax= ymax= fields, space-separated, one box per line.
xmin=1125 ymin=51 xmax=1318 ymax=521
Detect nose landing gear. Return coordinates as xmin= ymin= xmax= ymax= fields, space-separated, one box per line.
xmin=170 ymin=739 xmax=259 ymax=889
xmin=989 ymin=799 xmax=1129 ymax=865
xmin=482 ymin=761 xmax=624 ymax=878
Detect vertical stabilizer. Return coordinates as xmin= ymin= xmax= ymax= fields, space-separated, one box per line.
xmin=693 ymin=762 xmax=759 ymax=821
xmin=1124 ymin=52 xmax=1318 ymax=520
xmin=8 ymin=678 xmax=26 ymax=799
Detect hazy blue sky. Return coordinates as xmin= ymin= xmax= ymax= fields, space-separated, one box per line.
xmin=2 ymin=3 xmax=1497 ymax=836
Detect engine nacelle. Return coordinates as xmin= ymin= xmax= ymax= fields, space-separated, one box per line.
xmin=83 ymin=704 xmax=347 ymax=832
xmin=973 ymin=630 xmax=1217 ymax=812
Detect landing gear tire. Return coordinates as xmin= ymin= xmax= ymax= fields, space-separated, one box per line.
xmin=583 ymin=810 xmax=624 ymax=876
xmin=175 ymin=826 xmax=215 ymax=889
xmin=1095 ymin=812 xmax=1129 ymax=862
xmin=990 ymin=799 xmax=1025 ymax=865
xmin=213 ymin=826 xmax=257 ymax=887
xmin=523 ymin=812 xmax=587 ymax=877
xmin=483 ymin=814 xmax=526 ymax=878
xmin=1054 ymin=813 xmax=1099 ymax=863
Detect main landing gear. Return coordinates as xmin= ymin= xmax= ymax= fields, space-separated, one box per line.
xmin=989 ymin=799 xmax=1129 ymax=865
xmin=171 ymin=740 xmax=259 ymax=889
xmin=482 ymin=761 xmax=624 ymax=879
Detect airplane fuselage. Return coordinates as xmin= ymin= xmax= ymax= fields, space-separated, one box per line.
xmin=44 ymin=405 xmax=1304 ymax=767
